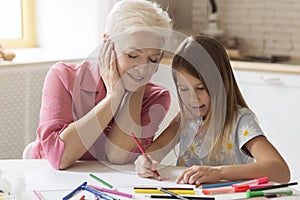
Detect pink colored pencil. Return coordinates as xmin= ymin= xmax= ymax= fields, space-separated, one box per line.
xmin=33 ymin=190 xmax=44 ymax=200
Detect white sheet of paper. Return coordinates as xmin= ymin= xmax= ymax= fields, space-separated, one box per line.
xmin=26 ymin=161 xmax=193 ymax=191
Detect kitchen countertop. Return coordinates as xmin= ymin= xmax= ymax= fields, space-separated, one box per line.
xmin=161 ymin=57 xmax=300 ymax=74
xmin=2 ymin=52 xmax=299 ymax=74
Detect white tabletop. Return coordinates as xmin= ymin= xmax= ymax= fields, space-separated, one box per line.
xmin=0 ymin=159 xmax=299 ymax=200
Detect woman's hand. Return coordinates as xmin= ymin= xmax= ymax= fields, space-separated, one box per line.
xmin=134 ymin=154 xmax=159 ymax=178
xmin=99 ymin=39 xmax=125 ymax=98
xmin=176 ymin=165 xmax=222 ymax=185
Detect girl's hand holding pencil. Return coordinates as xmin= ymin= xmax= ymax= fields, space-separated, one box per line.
xmin=134 ymin=154 xmax=160 ymax=179
xmin=131 ymin=132 xmax=162 ymax=181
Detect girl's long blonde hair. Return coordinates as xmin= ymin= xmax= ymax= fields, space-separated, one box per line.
xmin=172 ymin=35 xmax=249 ymax=162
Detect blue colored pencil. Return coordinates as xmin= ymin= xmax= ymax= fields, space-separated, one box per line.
xmin=201 ymin=181 xmax=244 ymax=189
xmin=62 ymin=182 xmax=87 ymax=200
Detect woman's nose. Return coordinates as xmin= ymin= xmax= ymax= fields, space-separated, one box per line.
xmin=134 ymin=58 xmax=153 ymax=71
xmin=134 ymin=65 xmax=145 ymax=74
xmin=136 ymin=56 xmax=149 ymax=66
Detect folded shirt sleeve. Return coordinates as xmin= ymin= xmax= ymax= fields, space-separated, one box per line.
xmin=32 ymin=63 xmax=75 ymax=169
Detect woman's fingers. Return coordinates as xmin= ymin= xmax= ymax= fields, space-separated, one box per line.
xmin=100 ymin=40 xmax=124 ymax=96
xmin=109 ymin=45 xmax=119 ymax=81
xmin=104 ymin=41 xmax=114 ymax=70
xmin=99 ymin=40 xmax=114 ymax=75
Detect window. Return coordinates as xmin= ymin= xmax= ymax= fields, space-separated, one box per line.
xmin=0 ymin=0 xmax=36 ymax=48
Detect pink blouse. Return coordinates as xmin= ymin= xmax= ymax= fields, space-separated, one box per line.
xmin=31 ymin=61 xmax=170 ymax=169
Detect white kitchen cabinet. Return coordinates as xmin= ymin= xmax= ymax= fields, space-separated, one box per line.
xmin=233 ymin=68 xmax=300 ymax=185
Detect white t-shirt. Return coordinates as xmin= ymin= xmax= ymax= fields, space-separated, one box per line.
xmin=177 ymin=107 xmax=265 ymax=166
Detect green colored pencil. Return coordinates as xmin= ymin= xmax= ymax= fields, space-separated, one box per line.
xmin=89 ymin=173 xmax=115 ymax=189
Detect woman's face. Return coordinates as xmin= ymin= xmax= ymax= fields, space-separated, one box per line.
xmin=114 ymin=31 xmax=164 ymax=91
xmin=176 ymin=68 xmax=211 ymax=118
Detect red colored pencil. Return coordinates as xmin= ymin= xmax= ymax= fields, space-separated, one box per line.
xmin=79 ymin=195 xmax=85 ymax=200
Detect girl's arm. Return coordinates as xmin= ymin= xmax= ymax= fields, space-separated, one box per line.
xmin=145 ymin=115 xmax=180 ymax=161
xmin=176 ymin=136 xmax=290 ymax=185
xmin=219 ymin=136 xmax=290 ymax=182
xmin=134 ymin=115 xmax=180 ymax=178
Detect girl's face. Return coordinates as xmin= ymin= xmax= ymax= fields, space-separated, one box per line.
xmin=176 ymin=68 xmax=211 ymax=118
xmin=114 ymin=31 xmax=163 ymax=91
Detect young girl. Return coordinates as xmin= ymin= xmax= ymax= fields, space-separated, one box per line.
xmin=134 ymin=35 xmax=290 ymax=184
xmin=31 ymin=0 xmax=173 ymax=170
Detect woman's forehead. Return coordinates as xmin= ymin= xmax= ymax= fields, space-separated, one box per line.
xmin=115 ymin=31 xmax=165 ymax=51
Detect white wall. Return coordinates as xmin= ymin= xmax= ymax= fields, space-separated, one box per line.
xmin=35 ymin=0 xmax=113 ymax=57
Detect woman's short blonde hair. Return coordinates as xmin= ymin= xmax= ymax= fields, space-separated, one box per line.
xmin=105 ymin=0 xmax=172 ymax=36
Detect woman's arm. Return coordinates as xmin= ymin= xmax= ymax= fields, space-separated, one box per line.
xmin=105 ymin=85 xmax=172 ymax=164
xmin=105 ymin=88 xmax=144 ymax=164
xmin=59 ymin=92 xmax=123 ymax=169
xmin=60 ymin=41 xmax=125 ymax=169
